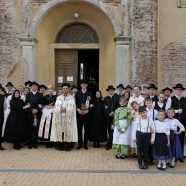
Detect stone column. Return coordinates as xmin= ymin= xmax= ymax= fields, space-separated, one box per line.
xmin=115 ymin=36 xmax=131 ymax=86
xmin=19 ymin=37 xmax=37 ymax=84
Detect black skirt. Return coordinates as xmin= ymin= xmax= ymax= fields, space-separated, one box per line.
xmin=154 ymin=133 xmax=169 ymax=156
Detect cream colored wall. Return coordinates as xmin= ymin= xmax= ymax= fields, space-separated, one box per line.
xmin=35 ymin=2 xmax=116 ymax=95
xmin=158 ymin=0 xmax=186 ymax=89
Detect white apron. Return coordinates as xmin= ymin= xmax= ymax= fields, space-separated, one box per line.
xmin=113 ymin=119 xmax=131 ymax=145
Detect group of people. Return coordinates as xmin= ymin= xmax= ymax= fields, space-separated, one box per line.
xmin=0 ymin=80 xmax=186 ymax=171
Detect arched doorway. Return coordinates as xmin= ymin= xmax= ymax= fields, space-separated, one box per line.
xmin=34 ymin=1 xmax=118 ymax=94
xmin=55 ymin=23 xmax=99 ymax=92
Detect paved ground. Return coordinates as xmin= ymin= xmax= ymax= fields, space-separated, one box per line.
xmin=0 ymin=142 xmax=186 ymax=186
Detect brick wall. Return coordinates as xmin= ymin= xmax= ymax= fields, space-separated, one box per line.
xmin=129 ymin=0 xmax=158 ymax=86
xmin=0 ymin=0 xmax=19 ymax=85
xmin=162 ymin=38 xmax=186 ymax=88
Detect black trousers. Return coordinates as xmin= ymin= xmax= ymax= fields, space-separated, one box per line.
xmin=77 ymin=114 xmax=89 ymax=146
xmin=27 ymin=113 xmax=41 ymax=146
xmin=136 ymin=131 xmax=151 ymax=166
xmin=106 ymin=116 xmax=114 ymax=148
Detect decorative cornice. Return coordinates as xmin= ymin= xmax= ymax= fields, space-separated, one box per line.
xmin=19 ymin=37 xmax=38 ymax=46
xmin=114 ymin=36 xmax=131 ymax=45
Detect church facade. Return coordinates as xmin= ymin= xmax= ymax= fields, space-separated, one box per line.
xmin=1 ymin=0 xmax=186 ymax=93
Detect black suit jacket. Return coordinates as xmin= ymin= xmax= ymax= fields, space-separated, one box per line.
xmin=75 ymin=90 xmax=93 ymax=110
xmin=104 ymin=94 xmax=120 ymax=116
xmin=25 ymin=92 xmax=44 ymax=112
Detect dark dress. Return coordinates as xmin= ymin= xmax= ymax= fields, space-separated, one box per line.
xmin=4 ymin=98 xmax=27 ymax=143
xmin=0 ymin=95 xmax=5 ymax=141
xmin=89 ymin=98 xmax=107 ymax=143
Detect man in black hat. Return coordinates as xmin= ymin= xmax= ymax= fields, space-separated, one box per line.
xmin=75 ymin=80 xmax=93 ymax=150
xmin=116 ymin=84 xmax=125 ymax=96
xmin=39 ymin=84 xmax=47 ymax=96
xmin=166 ymin=83 xmax=186 ymax=162
xmin=71 ymin=85 xmax=78 ymax=97
xmin=147 ymin=84 xmax=158 ymax=102
xmin=162 ymin=87 xmax=173 ymax=103
xmin=104 ymin=85 xmax=120 ymax=150
xmin=24 ymin=80 xmax=32 ymax=88
xmin=25 ymin=81 xmax=44 ymax=149
xmin=5 ymin=82 xmax=14 ymax=97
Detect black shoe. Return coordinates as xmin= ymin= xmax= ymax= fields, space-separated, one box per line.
xmin=59 ymin=147 xmax=64 ymax=151
xmin=143 ymin=165 xmax=148 ymax=170
xmin=93 ymin=143 xmax=97 ymax=148
xmin=116 ymin=154 xmax=121 ymax=159
xmin=120 ymin=155 xmax=125 ymax=159
xmin=178 ymin=157 xmax=184 ymax=163
xmin=33 ymin=144 xmax=38 ymax=149
xmin=106 ymin=145 xmax=111 ymax=150
xmin=139 ymin=164 xmax=144 ymax=169
xmin=97 ymin=143 xmax=100 ymax=148
xmin=76 ymin=145 xmax=82 ymax=150
xmin=170 ymin=165 xmax=174 ymax=168
xmin=28 ymin=145 xmax=32 ymax=149
xmin=133 ymin=153 xmax=137 ymax=158
xmin=0 ymin=146 xmax=5 ymax=150
xmin=84 ymin=146 xmax=88 ymax=150
xmin=13 ymin=145 xmax=20 ymax=150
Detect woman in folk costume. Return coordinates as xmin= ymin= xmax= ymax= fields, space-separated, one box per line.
xmin=38 ymin=85 xmax=57 ymax=146
xmin=130 ymin=101 xmax=140 ymax=158
xmin=4 ymin=90 xmax=29 ymax=150
xmin=89 ymin=90 xmax=107 ymax=148
xmin=2 ymin=87 xmax=16 ymax=138
xmin=165 ymin=108 xmax=185 ymax=168
xmin=50 ymin=83 xmax=78 ymax=151
xmin=112 ymin=96 xmax=132 ymax=159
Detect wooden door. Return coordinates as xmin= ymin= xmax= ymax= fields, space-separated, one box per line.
xmin=55 ymin=50 xmax=78 ymax=88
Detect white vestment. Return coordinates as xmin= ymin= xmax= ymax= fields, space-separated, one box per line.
xmin=50 ymin=94 xmax=78 ymax=142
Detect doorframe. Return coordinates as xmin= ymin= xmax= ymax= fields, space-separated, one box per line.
xmin=49 ymin=43 xmax=99 ymax=86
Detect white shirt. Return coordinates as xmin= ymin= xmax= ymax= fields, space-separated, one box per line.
xmin=164 ymin=118 xmax=185 ymax=132
xmin=146 ymin=108 xmax=158 ymax=121
xmin=133 ymin=116 xmax=155 ymax=141
xmin=154 ymin=120 xmax=170 ymax=135
xmin=127 ymin=94 xmax=144 ymax=108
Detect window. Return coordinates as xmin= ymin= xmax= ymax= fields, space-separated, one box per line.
xmin=178 ymin=0 xmax=186 ymax=8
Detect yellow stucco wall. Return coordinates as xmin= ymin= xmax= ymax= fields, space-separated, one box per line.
xmin=35 ymin=2 xmax=116 ymax=95
xmin=158 ymin=0 xmax=186 ymax=89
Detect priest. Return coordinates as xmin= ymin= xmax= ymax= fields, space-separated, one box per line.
xmin=50 ymin=83 xmax=78 ymax=151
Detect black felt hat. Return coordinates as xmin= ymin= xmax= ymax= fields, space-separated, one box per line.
xmin=24 ymin=80 xmax=32 ymax=86
xmin=80 ymin=79 xmax=88 ymax=84
xmin=106 ymin=85 xmax=115 ymax=91
xmin=5 ymin=82 xmax=13 ymax=87
xmin=147 ymin=84 xmax=158 ymax=90
xmin=162 ymin=87 xmax=173 ymax=93
xmin=125 ymin=85 xmax=133 ymax=90
xmin=30 ymin=81 xmax=40 ymax=88
xmin=117 ymin=84 xmax=125 ymax=89
xmin=173 ymin=83 xmax=185 ymax=90
xmin=39 ymin=84 xmax=47 ymax=90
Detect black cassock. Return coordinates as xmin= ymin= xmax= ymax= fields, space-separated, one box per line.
xmin=4 ymin=98 xmax=27 ymax=143
xmin=89 ymin=98 xmax=107 ymax=143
